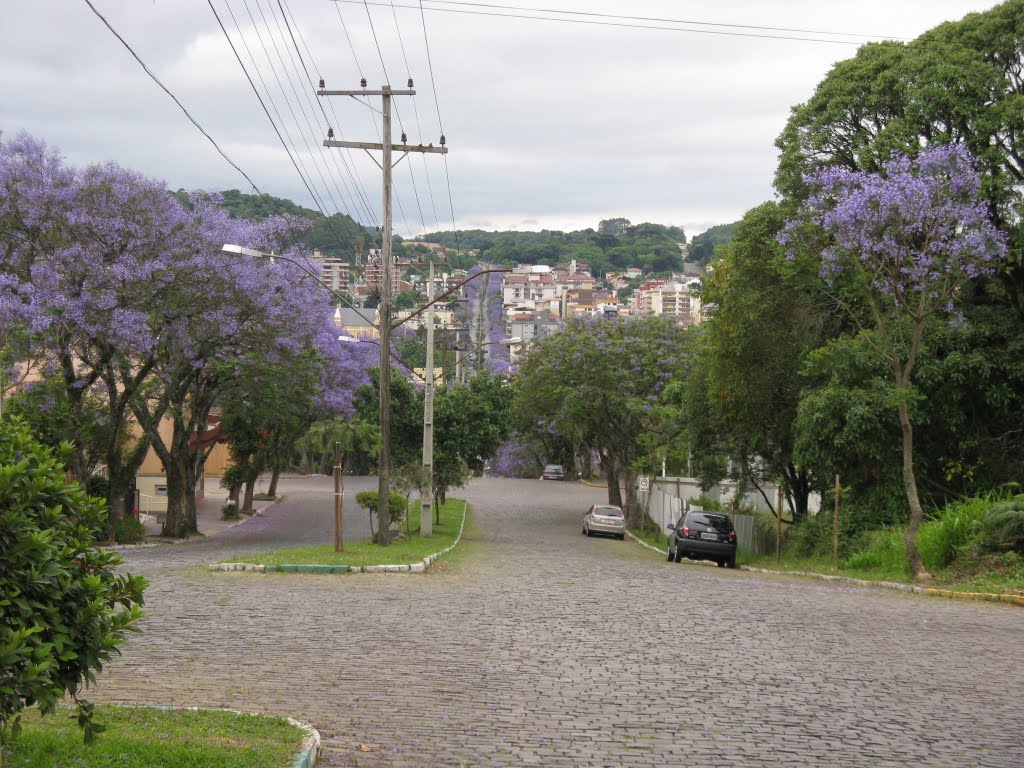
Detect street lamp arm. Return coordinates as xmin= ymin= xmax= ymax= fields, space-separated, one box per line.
xmin=337 ymin=336 xmax=430 ymax=385
xmin=221 ymin=244 xmax=379 ymax=331
xmin=392 ymin=268 xmax=512 ymax=331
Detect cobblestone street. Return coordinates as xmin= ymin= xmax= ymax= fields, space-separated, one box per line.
xmin=95 ymin=477 xmax=1024 ymax=767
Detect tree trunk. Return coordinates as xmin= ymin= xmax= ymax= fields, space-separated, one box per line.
xmin=606 ymin=457 xmax=623 ymax=508
xmin=268 ymin=466 xmax=280 ymax=497
xmin=897 ymin=399 xmax=931 ymax=581
xmin=162 ymin=459 xmax=196 ymax=538
xmin=622 ymin=465 xmax=640 ymax=527
xmin=242 ymin=473 xmax=256 ymax=512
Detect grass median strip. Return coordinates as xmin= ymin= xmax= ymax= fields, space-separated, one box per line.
xmin=217 ymin=499 xmax=466 ymax=568
xmin=2 ymin=705 xmax=310 ymax=768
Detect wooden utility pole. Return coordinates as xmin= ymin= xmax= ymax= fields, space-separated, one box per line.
xmin=776 ymin=484 xmax=783 ymax=564
xmin=833 ymin=474 xmax=841 ymax=571
xmin=421 ymin=261 xmax=435 ymax=537
xmin=319 ymin=82 xmax=447 ymax=545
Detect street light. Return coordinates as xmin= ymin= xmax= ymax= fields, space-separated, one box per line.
xmin=222 ymin=242 xmax=399 ymax=545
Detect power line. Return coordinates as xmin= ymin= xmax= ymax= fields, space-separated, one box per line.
xmin=209 ymin=0 xmax=362 ymax=262
xmin=418 ymin=0 xmax=462 ymax=259
xmin=279 ymin=0 xmax=380 ymax=226
xmin=415 ymin=0 xmax=906 ymax=41
xmin=81 ymin=0 xmax=264 ymax=195
xmin=331 ymin=0 xmax=882 ymax=46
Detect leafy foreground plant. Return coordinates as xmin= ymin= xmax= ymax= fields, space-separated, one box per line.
xmin=1 ymin=705 xmax=306 ymax=768
xmin=221 ymin=499 xmax=466 ymax=567
xmin=0 ymin=417 xmax=146 ymax=752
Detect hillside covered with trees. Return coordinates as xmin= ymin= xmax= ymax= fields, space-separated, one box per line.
xmin=420 ymin=219 xmax=687 ymax=276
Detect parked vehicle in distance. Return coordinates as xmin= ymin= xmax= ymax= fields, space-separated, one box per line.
xmin=667 ymin=510 xmax=737 ymax=568
xmin=542 ymin=464 xmax=566 ymax=480
xmin=583 ymin=504 xmax=625 ymax=540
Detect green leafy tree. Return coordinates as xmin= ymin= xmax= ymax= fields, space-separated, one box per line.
xmin=689 ymin=202 xmax=823 ymax=523
xmin=432 ymin=373 xmax=513 ymax=503
xmin=514 ymin=316 xmax=692 ymax=523
xmin=0 ymin=418 xmax=146 ymax=749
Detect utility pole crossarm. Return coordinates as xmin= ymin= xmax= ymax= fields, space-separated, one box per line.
xmin=317 ymin=89 xmax=415 ymax=96
xmin=323 ymin=139 xmax=448 ymax=155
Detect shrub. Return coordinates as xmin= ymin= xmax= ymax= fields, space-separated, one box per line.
xmin=981 ymin=497 xmax=1024 ymax=554
xmin=0 ymin=417 xmax=146 ymax=748
xmin=782 ymin=513 xmax=833 ymax=558
xmin=114 ymin=512 xmax=146 ymax=544
xmin=354 ymin=490 xmax=407 ymax=532
xmin=221 ymin=500 xmax=240 ymax=520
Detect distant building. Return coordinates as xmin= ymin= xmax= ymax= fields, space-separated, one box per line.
xmin=363 ymin=249 xmax=402 ymax=297
xmin=308 ymin=250 xmax=350 ymax=294
xmin=334 ymin=307 xmax=379 ymax=339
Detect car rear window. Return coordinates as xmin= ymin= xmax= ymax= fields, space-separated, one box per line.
xmin=593 ymin=506 xmax=622 ymax=517
xmin=687 ymin=513 xmax=732 ymax=532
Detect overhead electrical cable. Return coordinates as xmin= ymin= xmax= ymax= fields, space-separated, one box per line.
xmin=82 ymin=0 xmax=264 ymax=195
xmin=208 ymin=0 xmax=361 ymax=265
xmin=279 ymin=0 xmax=380 ymax=226
xmin=387 ymin=0 xmax=433 ymax=236
xmin=236 ymin=0 xmax=347 ymax=217
xmin=248 ymin=0 xmax=367 ymax=227
xmin=418 ymin=0 xmax=462 ymax=260
xmin=410 ymin=0 xmax=905 ymax=41
xmin=331 ymin=0 xmax=879 ymax=45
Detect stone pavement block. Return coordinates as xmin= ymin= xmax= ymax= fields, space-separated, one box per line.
xmin=96 ymin=477 xmax=1024 ymax=768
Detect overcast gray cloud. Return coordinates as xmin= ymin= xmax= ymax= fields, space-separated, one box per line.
xmin=1 ymin=0 xmax=998 ymax=238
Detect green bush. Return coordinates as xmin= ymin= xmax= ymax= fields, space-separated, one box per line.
xmin=114 ymin=513 xmax=146 ymax=544
xmin=84 ymin=474 xmax=109 ymax=500
xmin=0 ymin=417 xmax=146 ymax=748
xmin=354 ymin=490 xmax=406 ymax=526
xmin=981 ymin=497 xmax=1024 ymax=554
xmin=783 ymin=513 xmax=833 ymax=558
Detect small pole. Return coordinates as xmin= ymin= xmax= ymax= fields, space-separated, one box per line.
xmin=334 ymin=442 xmax=343 ymax=552
xmin=833 ymin=473 xmax=841 ymax=571
xmin=776 ymin=483 xmax=783 ymax=565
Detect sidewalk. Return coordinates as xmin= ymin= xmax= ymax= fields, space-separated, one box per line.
xmin=140 ymin=484 xmax=278 ymax=541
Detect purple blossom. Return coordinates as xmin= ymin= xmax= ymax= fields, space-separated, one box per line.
xmin=784 ymin=145 xmax=1007 ymax=313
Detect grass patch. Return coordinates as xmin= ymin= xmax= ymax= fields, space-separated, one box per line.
xmin=628 ymin=525 xmax=669 ymax=551
xmin=1 ymin=705 xmax=306 ymax=768
xmin=220 ymin=499 xmax=466 ymax=567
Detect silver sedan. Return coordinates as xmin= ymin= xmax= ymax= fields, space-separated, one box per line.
xmin=582 ymin=504 xmax=626 ymax=540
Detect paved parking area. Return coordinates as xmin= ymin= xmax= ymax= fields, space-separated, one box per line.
xmin=95 ymin=477 xmax=1024 ymax=767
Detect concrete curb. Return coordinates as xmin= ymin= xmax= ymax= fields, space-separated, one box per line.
xmin=286 ymin=716 xmax=321 ymax=768
xmin=210 ymin=501 xmax=469 ymax=575
xmin=626 ymin=532 xmax=1023 ymax=607
xmin=104 ymin=498 xmax=282 ymax=552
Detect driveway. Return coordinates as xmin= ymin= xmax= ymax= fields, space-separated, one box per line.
xmin=95 ymin=477 xmax=1024 ymax=767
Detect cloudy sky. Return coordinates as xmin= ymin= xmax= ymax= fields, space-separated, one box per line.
xmin=1 ymin=0 xmax=999 ymax=239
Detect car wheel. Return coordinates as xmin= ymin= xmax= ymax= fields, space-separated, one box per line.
xmin=618 ymin=534 xmax=626 ymax=541
xmin=673 ymin=547 xmax=684 ymax=563
xmin=716 ymin=559 xmax=726 ymax=567
xmin=585 ymin=526 xmax=592 ymax=537
xmin=666 ymin=546 xmax=674 ymax=561
xmin=727 ymin=556 xmax=737 ymax=569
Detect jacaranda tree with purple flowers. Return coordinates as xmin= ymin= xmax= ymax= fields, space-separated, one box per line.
xmin=0 ymin=132 xmax=368 ymax=539
xmin=784 ymin=145 xmax=1007 ymax=579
